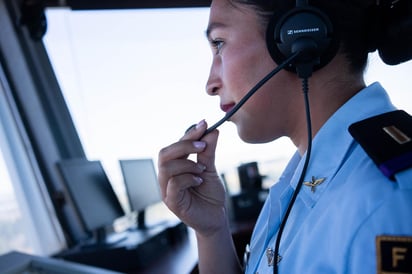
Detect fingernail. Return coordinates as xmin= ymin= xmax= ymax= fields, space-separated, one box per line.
xmin=194 ymin=176 xmax=203 ymax=184
xmin=185 ymin=120 xmax=206 ymax=134
xmin=193 ymin=141 xmax=206 ymax=149
xmin=196 ymin=119 xmax=206 ymax=129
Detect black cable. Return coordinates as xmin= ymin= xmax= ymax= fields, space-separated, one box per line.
xmin=273 ymin=77 xmax=312 ymax=274
xmin=195 ymin=51 xmax=301 ymax=139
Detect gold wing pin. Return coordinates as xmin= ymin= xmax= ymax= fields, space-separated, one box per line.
xmin=303 ymin=176 xmax=326 ymax=193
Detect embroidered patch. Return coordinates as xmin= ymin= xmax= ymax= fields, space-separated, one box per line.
xmin=376 ymin=235 xmax=412 ymax=274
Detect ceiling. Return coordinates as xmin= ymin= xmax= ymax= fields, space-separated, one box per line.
xmin=44 ymin=0 xmax=211 ymax=10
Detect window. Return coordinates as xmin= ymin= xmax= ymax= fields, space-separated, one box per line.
xmin=43 ymin=8 xmax=412 ymax=224
xmin=0 ymin=68 xmax=65 ymax=256
xmin=0 ymin=154 xmax=31 ymax=255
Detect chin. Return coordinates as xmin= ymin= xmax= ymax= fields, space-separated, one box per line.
xmin=237 ymin=129 xmax=273 ymax=144
xmin=237 ymin=124 xmax=280 ymax=144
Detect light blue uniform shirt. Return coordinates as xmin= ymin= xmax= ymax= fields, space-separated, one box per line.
xmin=245 ymin=82 xmax=412 ymax=274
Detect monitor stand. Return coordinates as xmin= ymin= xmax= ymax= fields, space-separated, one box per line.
xmin=137 ymin=210 xmax=147 ymax=230
xmin=80 ymin=227 xmax=126 ymax=250
xmin=133 ymin=209 xmax=168 ymax=231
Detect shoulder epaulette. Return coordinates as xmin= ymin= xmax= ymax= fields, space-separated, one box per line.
xmin=349 ymin=110 xmax=412 ymax=181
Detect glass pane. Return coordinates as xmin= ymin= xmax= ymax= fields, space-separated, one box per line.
xmin=43 ymin=8 xmax=412 ymax=220
xmin=0 ymin=151 xmax=33 ymax=255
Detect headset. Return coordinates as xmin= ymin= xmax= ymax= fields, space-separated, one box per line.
xmin=265 ymin=1 xmax=336 ymax=273
xmin=265 ymin=0 xmax=412 ymax=73
xmin=374 ymin=0 xmax=412 ymax=65
xmin=266 ymin=0 xmax=338 ymax=78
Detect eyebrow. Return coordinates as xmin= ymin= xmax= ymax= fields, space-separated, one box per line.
xmin=205 ymin=22 xmax=227 ymax=40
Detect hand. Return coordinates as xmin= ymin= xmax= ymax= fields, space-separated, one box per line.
xmin=158 ymin=120 xmax=227 ymax=236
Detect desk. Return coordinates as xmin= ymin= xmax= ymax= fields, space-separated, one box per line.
xmin=130 ymin=228 xmax=198 ymax=274
xmin=129 ymin=221 xmax=254 ymax=274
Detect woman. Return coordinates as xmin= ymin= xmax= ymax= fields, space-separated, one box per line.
xmin=158 ymin=0 xmax=412 ymax=273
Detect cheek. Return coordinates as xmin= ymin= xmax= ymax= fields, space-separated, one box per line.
xmin=233 ymin=76 xmax=293 ymax=142
xmin=226 ymin=47 xmax=275 ymax=92
xmin=222 ymin=53 xmax=249 ymax=88
xmin=233 ymin=91 xmax=274 ymax=137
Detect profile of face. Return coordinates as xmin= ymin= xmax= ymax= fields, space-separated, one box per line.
xmin=206 ymin=0 xmax=300 ymax=144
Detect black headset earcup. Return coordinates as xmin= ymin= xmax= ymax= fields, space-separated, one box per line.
xmin=377 ymin=0 xmax=412 ymax=65
xmin=266 ymin=6 xmax=337 ymax=74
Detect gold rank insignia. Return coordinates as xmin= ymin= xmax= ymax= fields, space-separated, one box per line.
xmin=303 ymin=176 xmax=326 ymax=193
xmin=376 ymin=235 xmax=412 ymax=274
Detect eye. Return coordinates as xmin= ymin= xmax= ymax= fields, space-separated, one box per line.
xmin=211 ymin=39 xmax=224 ymax=55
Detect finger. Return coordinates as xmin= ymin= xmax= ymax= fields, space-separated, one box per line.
xmin=163 ymin=173 xmax=203 ymax=211
xmin=158 ymin=158 xmax=206 ymax=197
xmin=158 ymin=139 xmax=207 ymax=165
xmin=197 ymin=129 xmax=219 ymax=172
xmin=181 ymin=119 xmax=208 ymax=141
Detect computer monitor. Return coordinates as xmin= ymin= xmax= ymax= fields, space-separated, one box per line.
xmin=119 ymin=158 xmax=162 ymax=229
xmin=57 ymin=159 xmax=125 ymax=246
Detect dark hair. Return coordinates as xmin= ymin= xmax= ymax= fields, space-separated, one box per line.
xmin=230 ymin=0 xmax=412 ymax=72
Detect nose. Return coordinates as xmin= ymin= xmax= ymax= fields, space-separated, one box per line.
xmin=206 ymin=58 xmax=221 ymax=96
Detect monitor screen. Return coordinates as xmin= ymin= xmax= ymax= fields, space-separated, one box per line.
xmin=119 ymin=158 xmax=161 ymax=213
xmin=57 ymin=159 xmax=125 ymax=232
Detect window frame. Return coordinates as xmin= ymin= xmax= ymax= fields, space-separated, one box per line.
xmin=1 ymin=0 xmax=89 ymax=247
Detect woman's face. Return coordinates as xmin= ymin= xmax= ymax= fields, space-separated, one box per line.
xmin=206 ymin=0 xmax=299 ymax=143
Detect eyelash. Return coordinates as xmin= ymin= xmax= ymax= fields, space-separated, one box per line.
xmin=211 ymin=39 xmax=224 ymax=54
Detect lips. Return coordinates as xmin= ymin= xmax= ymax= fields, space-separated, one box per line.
xmin=220 ymin=103 xmax=236 ymax=113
